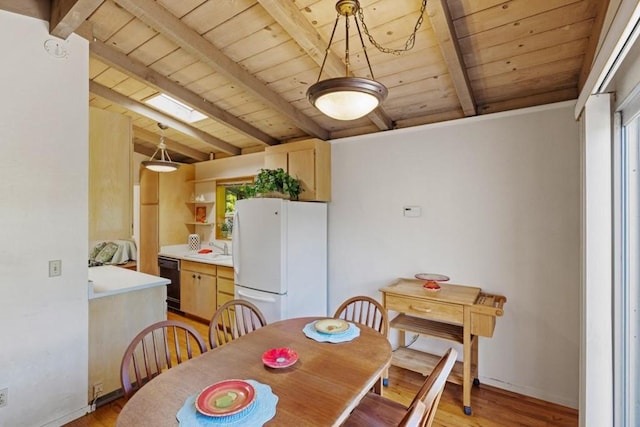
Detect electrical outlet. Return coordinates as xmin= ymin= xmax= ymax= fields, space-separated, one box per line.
xmin=93 ymin=382 xmax=103 ymax=399
xmin=0 ymin=387 xmax=8 ymax=407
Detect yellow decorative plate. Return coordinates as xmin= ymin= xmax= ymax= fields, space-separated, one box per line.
xmin=314 ymin=318 xmax=349 ymax=335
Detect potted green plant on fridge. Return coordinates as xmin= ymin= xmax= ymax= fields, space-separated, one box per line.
xmin=243 ymin=168 xmax=302 ymax=200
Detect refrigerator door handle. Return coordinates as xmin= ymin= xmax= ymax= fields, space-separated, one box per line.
xmin=232 ymin=210 xmax=240 ymax=276
xmin=237 ymin=289 xmax=277 ymax=303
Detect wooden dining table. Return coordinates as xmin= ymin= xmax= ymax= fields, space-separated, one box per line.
xmin=116 ymin=316 xmax=392 ymax=426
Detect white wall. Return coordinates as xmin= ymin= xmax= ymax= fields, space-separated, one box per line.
xmin=329 ymin=101 xmax=581 ymax=407
xmin=0 ymin=11 xmax=89 ymax=427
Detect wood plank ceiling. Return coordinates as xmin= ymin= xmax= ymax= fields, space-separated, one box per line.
xmin=2 ymin=0 xmax=607 ymax=163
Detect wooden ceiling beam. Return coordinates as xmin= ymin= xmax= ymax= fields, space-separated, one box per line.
xmin=132 ymin=142 xmax=157 ymax=159
xmin=90 ymin=81 xmax=241 ymax=155
xmin=0 ymin=0 xmax=49 ymax=21
xmin=112 ymin=0 xmax=329 ymax=140
xmin=477 ymin=87 xmax=578 ymax=116
xmin=90 ymin=39 xmax=278 ymax=147
xmin=426 ymin=0 xmax=476 ymax=116
xmin=49 ymin=0 xmax=102 ymax=39
xmin=133 ymin=126 xmax=209 ymax=162
xmin=257 ymin=0 xmax=393 ymax=130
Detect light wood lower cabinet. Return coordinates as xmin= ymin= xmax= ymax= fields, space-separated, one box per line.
xmin=180 ymin=260 xmax=217 ymax=320
xmin=217 ymin=266 xmax=235 ymax=308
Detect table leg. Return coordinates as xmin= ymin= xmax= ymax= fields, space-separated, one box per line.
xmin=472 ymin=335 xmax=479 ymax=386
xmin=373 ymin=376 xmax=383 ymax=395
xmin=463 ymin=309 xmax=472 ymax=415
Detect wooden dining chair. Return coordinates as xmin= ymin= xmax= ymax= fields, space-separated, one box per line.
xmin=341 ymin=348 xmax=458 ymax=427
xmin=333 ymin=296 xmax=389 ymax=337
xmin=334 ymin=295 xmax=390 ymax=393
xmin=120 ymin=320 xmax=207 ymax=399
xmin=208 ymin=299 xmax=267 ymax=349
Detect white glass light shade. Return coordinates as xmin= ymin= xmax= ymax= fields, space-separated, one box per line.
xmin=307 ymin=77 xmax=388 ymax=120
xmin=142 ymin=160 xmax=180 ymax=172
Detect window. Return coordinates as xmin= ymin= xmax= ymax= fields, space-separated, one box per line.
xmin=145 ymin=93 xmax=207 ymax=123
xmin=616 ymin=110 xmax=640 ymax=426
xmin=215 ymin=177 xmax=253 ymax=240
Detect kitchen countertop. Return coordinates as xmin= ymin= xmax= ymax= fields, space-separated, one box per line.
xmin=88 ymin=265 xmax=170 ymax=300
xmin=158 ymin=244 xmax=233 ymax=268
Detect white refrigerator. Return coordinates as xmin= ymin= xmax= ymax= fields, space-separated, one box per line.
xmin=232 ymin=198 xmax=328 ymax=324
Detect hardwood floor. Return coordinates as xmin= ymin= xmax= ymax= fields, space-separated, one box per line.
xmin=65 ymin=312 xmax=578 ymax=427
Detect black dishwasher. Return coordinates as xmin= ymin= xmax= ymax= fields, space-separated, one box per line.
xmin=158 ymin=256 xmax=181 ymax=313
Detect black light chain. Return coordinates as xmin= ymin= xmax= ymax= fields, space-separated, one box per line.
xmin=356 ymin=0 xmax=428 ymax=55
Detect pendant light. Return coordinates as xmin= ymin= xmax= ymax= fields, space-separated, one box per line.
xmin=307 ymin=0 xmax=427 ymax=121
xmin=142 ymin=123 xmax=180 ymax=173
xmin=307 ymin=0 xmax=387 ymax=121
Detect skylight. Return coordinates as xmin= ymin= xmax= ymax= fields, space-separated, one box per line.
xmin=145 ymin=94 xmax=207 ymax=123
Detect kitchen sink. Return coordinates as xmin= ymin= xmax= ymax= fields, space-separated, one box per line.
xmin=184 ymin=252 xmax=232 ymax=262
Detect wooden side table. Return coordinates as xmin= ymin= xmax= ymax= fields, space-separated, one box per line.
xmin=380 ymin=278 xmax=506 ymax=415
xmin=117 ymin=261 xmax=138 ymax=271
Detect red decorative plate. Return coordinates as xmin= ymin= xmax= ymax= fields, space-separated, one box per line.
xmin=195 ymin=379 xmax=256 ymax=417
xmin=415 ymin=273 xmax=449 ymax=291
xmin=414 ymin=273 xmax=449 ymax=282
xmin=314 ymin=318 xmax=349 ymax=334
xmin=262 ymin=347 xmax=299 ymax=368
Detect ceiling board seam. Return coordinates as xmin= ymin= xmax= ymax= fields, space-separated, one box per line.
xmin=112 ymin=0 xmax=329 ymax=140
xmin=90 ymin=39 xmax=279 ymax=146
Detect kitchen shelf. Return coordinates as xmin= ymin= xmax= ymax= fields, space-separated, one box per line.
xmin=186 ymin=200 xmax=214 ymax=204
xmin=390 ymin=314 xmax=464 ymax=344
xmin=185 ymin=222 xmax=214 ymax=226
xmin=392 ymin=347 xmax=464 ymax=384
xmin=188 ymin=178 xmax=217 ymax=184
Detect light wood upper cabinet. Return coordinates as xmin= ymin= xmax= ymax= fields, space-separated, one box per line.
xmin=264 ymin=138 xmax=331 ymax=202
xmin=139 ymin=164 xmax=194 ymax=275
xmin=139 ymin=166 xmax=159 ymax=205
xmin=159 ymin=166 xmax=195 ymax=245
xmin=89 ymin=107 xmax=132 ymax=241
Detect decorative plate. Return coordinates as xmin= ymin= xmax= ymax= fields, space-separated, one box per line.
xmin=195 ymin=379 xmax=256 ymax=417
xmin=314 ymin=318 xmax=349 ymax=334
xmin=414 ymin=273 xmax=450 ymax=282
xmin=262 ymin=347 xmax=299 ymax=368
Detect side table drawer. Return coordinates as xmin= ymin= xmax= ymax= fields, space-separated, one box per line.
xmin=386 ymin=294 xmax=463 ymax=324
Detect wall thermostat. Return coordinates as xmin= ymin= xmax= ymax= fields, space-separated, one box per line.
xmin=403 ymin=206 xmax=422 ymax=217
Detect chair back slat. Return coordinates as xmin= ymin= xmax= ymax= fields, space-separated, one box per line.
xmin=120 ymin=320 xmax=207 ymax=398
xmin=342 ymin=348 xmax=457 ymax=427
xmin=400 ymin=348 xmax=458 ymax=427
xmin=209 ymin=300 xmax=267 ymax=349
xmin=334 ymin=296 xmax=389 ymax=337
